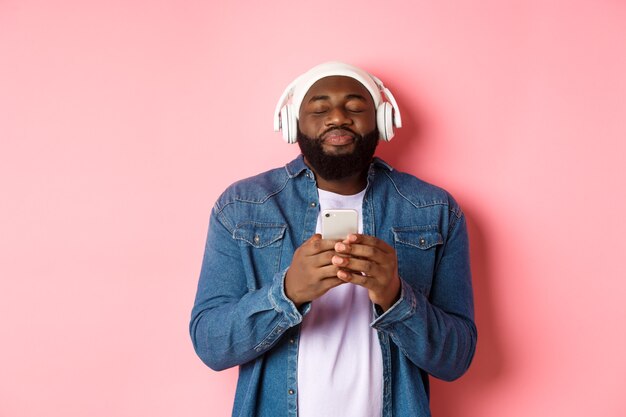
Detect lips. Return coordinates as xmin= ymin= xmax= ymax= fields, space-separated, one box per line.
xmin=321 ymin=129 xmax=356 ymax=146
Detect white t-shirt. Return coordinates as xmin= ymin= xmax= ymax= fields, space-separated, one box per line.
xmin=297 ymin=188 xmax=383 ymax=417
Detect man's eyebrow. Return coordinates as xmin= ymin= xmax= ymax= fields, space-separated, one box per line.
xmin=308 ymin=95 xmax=330 ymax=102
xmin=344 ymin=94 xmax=367 ymax=102
xmin=307 ymin=93 xmax=368 ymax=103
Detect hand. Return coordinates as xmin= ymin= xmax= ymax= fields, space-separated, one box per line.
xmin=284 ymin=234 xmax=345 ymax=307
xmin=331 ymin=234 xmax=401 ymax=312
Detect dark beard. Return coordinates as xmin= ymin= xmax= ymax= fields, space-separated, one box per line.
xmin=297 ymin=128 xmax=379 ymax=181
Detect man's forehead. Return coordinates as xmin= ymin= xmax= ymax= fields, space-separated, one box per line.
xmin=304 ymin=76 xmax=373 ymax=101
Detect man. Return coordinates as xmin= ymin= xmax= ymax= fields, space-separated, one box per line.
xmin=190 ymin=62 xmax=476 ymax=417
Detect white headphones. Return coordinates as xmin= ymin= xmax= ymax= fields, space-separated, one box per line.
xmin=273 ymin=62 xmax=402 ymax=144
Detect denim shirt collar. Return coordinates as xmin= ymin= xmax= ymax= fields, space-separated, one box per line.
xmin=284 ymin=154 xmax=394 ymax=179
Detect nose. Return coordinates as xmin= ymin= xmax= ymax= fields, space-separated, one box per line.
xmin=325 ymin=106 xmax=352 ymax=127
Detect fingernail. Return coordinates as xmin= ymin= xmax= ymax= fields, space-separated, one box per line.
xmin=335 ymin=243 xmax=345 ymax=251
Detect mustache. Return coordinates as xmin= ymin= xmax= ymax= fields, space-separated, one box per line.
xmin=320 ymin=127 xmax=360 ymax=140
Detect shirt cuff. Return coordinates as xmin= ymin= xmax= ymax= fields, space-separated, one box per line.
xmin=268 ymin=267 xmax=310 ymax=327
xmin=370 ymin=278 xmax=418 ymax=329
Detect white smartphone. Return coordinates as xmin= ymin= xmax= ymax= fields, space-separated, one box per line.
xmin=321 ymin=209 xmax=358 ymax=240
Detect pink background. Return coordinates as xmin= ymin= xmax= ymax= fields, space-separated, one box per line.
xmin=1 ymin=1 xmax=625 ymax=416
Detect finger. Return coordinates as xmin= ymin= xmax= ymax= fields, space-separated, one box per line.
xmin=310 ymin=250 xmax=339 ymax=268
xmin=334 ymin=241 xmax=351 ymax=254
xmin=320 ymin=276 xmax=345 ymax=291
xmin=315 ymin=264 xmax=343 ymax=279
xmin=303 ymin=234 xmax=342 ymax=255
xmin=346 ymin=234 xmax=394 ymax=252
xmin=330 ymin=254 xmax=350 ymax=267
xmin=336 ymin=269 xmax=371 ymax=288
xmin=342 ymin=237 xmax=395 ymax=260
xmin=332 ymin=255 xmax=377 ymax=276
xmin=336 ymin=241 xmax=383 ymax=263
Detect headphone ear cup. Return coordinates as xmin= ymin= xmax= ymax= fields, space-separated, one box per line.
xmin=280 ymin=104 xmax=298 ymax=143
xmin=377 ymin=102 xmax=395 ymax=141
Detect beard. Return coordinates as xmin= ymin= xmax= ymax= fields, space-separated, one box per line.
xmin=297 ymin=127 xmax=379 ymax=181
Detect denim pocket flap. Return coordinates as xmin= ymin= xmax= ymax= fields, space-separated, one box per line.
xmin=234 ymin=222 xmax=287 ymax=248
xmin=392 ymin=226 xmax=443 ymax=250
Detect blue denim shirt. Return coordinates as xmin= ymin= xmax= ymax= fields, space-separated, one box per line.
xmin=190 ymin=155 xmax=476 ymax=417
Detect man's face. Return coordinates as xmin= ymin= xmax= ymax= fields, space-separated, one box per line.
xmin=297 ymin=76 xmax=378 ymax=181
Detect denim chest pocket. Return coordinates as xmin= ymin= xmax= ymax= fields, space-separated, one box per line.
xmin=392 ymin=226 xmax=443 ymax=296
xmin=234 ymin=222 xmax=286 ymax=248
xmin=234 ymin=222 xmax=287 ymax=289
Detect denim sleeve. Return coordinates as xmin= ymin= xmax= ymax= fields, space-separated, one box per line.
xmin=189 ymin=208 xmax=304 ymax=371
xmin=371 ymin=213 xmax=477 ymax=381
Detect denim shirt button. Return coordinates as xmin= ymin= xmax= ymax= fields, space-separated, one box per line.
xmin=289 ymin=338 xmax=295 ymax=344
xmin=419 ymin=238 xmax=426 ymax=246
xmin=310 ymin=202 xmax=316 ymax=207
xmin=288 ymin=389 xmax=295 ymax=395
xmin=254 ymin=235 xmax=260 ymax=245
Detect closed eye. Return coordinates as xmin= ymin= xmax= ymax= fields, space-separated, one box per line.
xmin=309 ymin=107 xmax=328 ymax=114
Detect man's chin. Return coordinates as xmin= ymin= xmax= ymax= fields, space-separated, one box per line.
xmin=321 ymin=142 xmax=357 ymax=155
